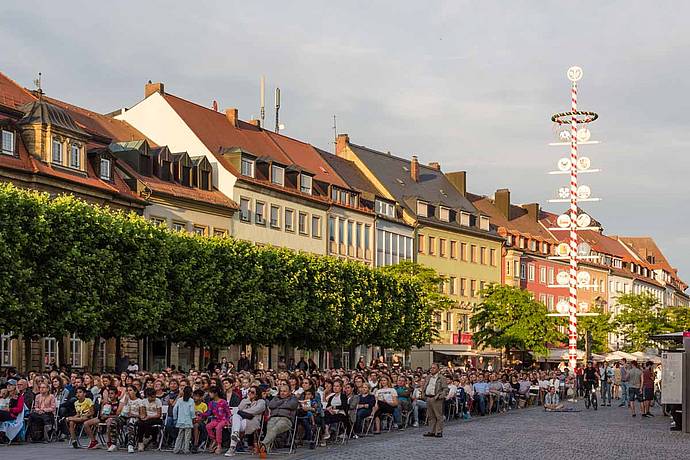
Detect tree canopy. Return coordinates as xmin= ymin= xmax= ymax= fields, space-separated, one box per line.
xmin=0 ymin=183 xmax=439 ymax=359
xmin=614 ymin=292 xmax=669 ymax=351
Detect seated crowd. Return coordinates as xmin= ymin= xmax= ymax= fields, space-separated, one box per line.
xmin=0 ymin=355 xmax=568 ymax=456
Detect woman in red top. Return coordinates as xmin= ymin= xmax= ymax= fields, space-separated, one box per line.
xmin=0 ymin=380 xmax=25 ymax=422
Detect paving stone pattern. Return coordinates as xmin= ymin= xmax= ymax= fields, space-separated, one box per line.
xmin=3 ymin=402 xmax=688 ymax=460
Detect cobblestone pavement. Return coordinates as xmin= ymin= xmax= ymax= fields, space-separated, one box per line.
xmin=3 ymin=401 xmax=688 ymax=460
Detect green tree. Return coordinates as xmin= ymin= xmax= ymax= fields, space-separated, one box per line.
xmin=577 ymin=306 xmax=613 ymax=354
xmin=614 ymin=292 xmax=669 ymax=351
xmin=471 ymin=284 xmax=563 ymax=358
xmin=665 ymin=305 xmax=690 ymax=332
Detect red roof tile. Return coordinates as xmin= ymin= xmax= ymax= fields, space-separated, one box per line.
xmin=0 ymin=72 xmax=36 ymax=110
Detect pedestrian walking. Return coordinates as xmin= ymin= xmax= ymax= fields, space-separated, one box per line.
xmin=421 ymin=363 xmax=448 ymax=438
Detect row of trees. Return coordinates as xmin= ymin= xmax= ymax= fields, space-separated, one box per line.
xmin=471 ymin=284 xmax=690 ymax=360
xmin=0 ymin=183 xmax=442 ymax=371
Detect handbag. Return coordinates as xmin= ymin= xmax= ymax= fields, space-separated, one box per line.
xmin=237 ymin=410 xmax=254 ymax=420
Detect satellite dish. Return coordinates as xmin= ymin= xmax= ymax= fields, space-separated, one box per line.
xmin=557 ymin=242 xmax=570 ymax=257
xmin=577 ymin=271 xmax=591 ymax=286
xmin=577 ymin=185 xmax=591 ymax=199
xmin=557 ymin=214 xmax=571 ymax=228
xmin=577 ymin=157 xmax=591 ymax=171
xmin=558 ymin=158 xmax=570 ymax=171
xmin=576 ymin=213 xmax=591 ymax=228
xmin=556 ymin=271 xmax=570 ymax=286
xmin=556 ymin=300 xmax=570 ymax=314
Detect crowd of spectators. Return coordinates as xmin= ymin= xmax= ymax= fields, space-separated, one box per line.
xmin=0 ymin=355 xmax=592 ymax=456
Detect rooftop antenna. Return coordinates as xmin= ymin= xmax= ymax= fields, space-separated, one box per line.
xmin=260 ymin=76 xmax=266 ymax=128
xmin=274 ymin=87 xmax=281 ymax=133
xmin=33 ymin=72 xmax=43 ymax=99
xmin=332 ymin=114 xmax=337 ymax=152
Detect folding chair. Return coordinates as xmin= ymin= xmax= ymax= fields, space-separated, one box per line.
xmin=1 ymin=405 xmax=28 ymax=445
xmin=361 ymin=415 xmax=374 ymax=437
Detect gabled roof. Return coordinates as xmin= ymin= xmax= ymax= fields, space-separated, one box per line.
xmin=161 ymin=93 xmax=348 ymax=188
xmin=540 ymin=210 xmax=629 ymax=258
xmin=348 ymin=142 xmax=477 ymax=217
xmin=317 ymin=148 xmax=381 ymax=197
xmin=18 ymin=98 xmax=89 ymax=136
xmin=467 ymin=192 xmax=555 ymax=243
xmin=0 ymin=72 xmax=35 ymax=110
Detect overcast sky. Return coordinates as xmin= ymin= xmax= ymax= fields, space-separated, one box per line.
xmin=2 ymin=1 xmax=688 ymax=285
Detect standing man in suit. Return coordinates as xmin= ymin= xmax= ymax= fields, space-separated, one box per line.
xmin=421 ymin=363 xmax=448 ymax=438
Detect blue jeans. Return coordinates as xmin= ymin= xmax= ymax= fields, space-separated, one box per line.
xmin=474 ymin=394 xmax=487 ymax=415
xmin=620 ymin=382 xmax=629 ymax=405
xmin=600 ymin=381 xmax=611 ymax=404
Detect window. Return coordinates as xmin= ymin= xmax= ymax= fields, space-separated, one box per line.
xmin=479 ymin=215 xmax=490 ymax=230
xmin=514 ymin=261 xmax=520 ymax=279
xmin=539 ymin=267 xmax=547 ymax=284
xmin=300 ymin=174 xmax=313 ymax=194
xmin=440 ymin=207 xmax=450 ymax=222
xmin=376 ymin=200 xmax=395 ymax=218
xmin=271 ymin=164 xmax=284 ymax=186
xmin=338 ymin=218 xmax=345 ymax=245
xmin=530 ymin=240 xmax=537 ymax=251
xmin=417 ymin=234 xmax=425 ymax=253
xmin=347 ymin=221 xmax=353 ymax=246
xmin=460 ymin=278 xmax=467 ymax=297
xmin=439 ymin=238 xmax=447 ymax=257
xmin=298 ymin=212 xmax=308 ymax=235
xmin=520 ymin=263 xmax=526 ymax=280
xmin=548 ymin=295 xmax=555 ymax=310
xmin=213 ymin=228 xmax=228 ymax=237
xmin=446 ymin=312 xmax=453 ymax=331
xmin=270 ymin=205 xmax=280 ymax=228
xmin=490 ymin=248 xmax=497 ymax=266
xmin=0 ymin=333 xmax=11 ymax=367
xmin=100 ymin=158 xmax=111 ymax=180
xmin=2 ymin=129 xmax=14 ymax=155
xmin=356 ymin=223 xmax=362 ymax=249
xmin=450 ymin=241 xmax=458 ymax=259
xmin=470 ymin=245 xmax=477 ymax=263
xmin=255 ymin=201 xmax=265 ymax=225
xmin=428 ymin=236 xmax=436 ymax=255
xmin=449 ymin=276 xmax=457 ymax=295
xmin=364 ymin=225 xmax=371 ymax=252
xmin=70 ymin=143 xmax=81 ymax=168
xmin=70 ymin=333 xmax=83 ymax=368
xmin=328 ymin=216 xmax=336 ymax=242
xmin=470 ymin=280 xmax=477 ymax=297
xmin=240 ymin=197 xmax=251 ymax=222
xmin=480 ymin=247 xmax=486 ymax=264
xmin=311 ymin=215 xmax=321 ymax=238
xmin=44 ymin=337 xmax=57 ymax=365
xmin=461 ymin=243 xmax=467 ymax=261
xmin=150 ymin=216 xmax=166 ymax=227
xmin=52 ymin=137 xmax=62 ymax=163
xmin=193 ymin=225 xmax=207 ymax=236
xmin=285 ymin=209 xmax=294 ymax=232
xmin=506 ymin=260 xmax=511 ymax=277
xmin=460 ymin=212 xmax=470 ymax=226
xmin=200 ymin=170 xmax=211 ymax=190
xmin=528 ymin=264 xmax=535 ymax=281
xmin=241 ymin=157 xmax=255 ymax=177
xmin=540 ymin=294 xmax=547 ymax=305
xmin=172 ymin=221 xmax=186 ymax=232
xmin=548 ymin=268 xmax=555 ymax=285
xmin=416 ymin=201 xmax=428 ymax=217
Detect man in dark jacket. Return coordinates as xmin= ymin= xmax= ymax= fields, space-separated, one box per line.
xmin=258 ymin=385 xmax=298 ymax=455
xmin=237 ymin=351 xmax=251 ymax=372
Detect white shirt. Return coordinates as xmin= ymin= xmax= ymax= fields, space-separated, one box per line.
xmin=426 ymin=375 xmax=439 ymax=396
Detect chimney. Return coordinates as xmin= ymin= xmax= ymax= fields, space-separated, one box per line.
xmin=522 ymin=203 xmax=540 ymax=222
xmin=428 ymin=161 xmax=441 ymax=171
xmin=446 ymin=171 xmax=466 ymax=196
xmin=494 ymin=188 xmax=511 ymax=219
xmin=410 ymin=155 xmax=419 ymax=182
xmin=248 ymin=119 xmax=261 ymax=127
xmin=144 ymin=81 xmax=164 ymax=98
xmin=225 ymin=108 xmax=239 ymax=128
xmin=336 ymin=133 xmax=350 ymax=157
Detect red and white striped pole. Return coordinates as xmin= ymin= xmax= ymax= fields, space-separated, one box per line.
xmin=568 ymin=80 xmax=579 ymax=372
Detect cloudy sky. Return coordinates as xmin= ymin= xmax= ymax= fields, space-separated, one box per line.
xmin=2 ymin=1 xmax=688 ymax=283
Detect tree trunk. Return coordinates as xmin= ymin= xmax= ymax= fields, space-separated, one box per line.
xmin=91 ymin=336 xmax=100 ymax=373
xmin=23 ymin=336 xmax=32 ymax=373
xmin=115 ymin=337 xmax=121 ymax=372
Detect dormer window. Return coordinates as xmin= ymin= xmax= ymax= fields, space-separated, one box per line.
xmin=161 ymin=160 xmax=172 ymax=181
xmin=376 ymin=199 xmax=395 ymax=218
xmin=241 ymin=157 xmax=255 ymax=178
xmin=271 ymin=164 xmax=284 ymax=186
xmin=200 ymin=170 xmax=211 ymax=190
xmin=479 ymin=215 xmax=490 ymax=231
xmin=100 ymin=158 xmax=111 ymax=180
xmin=300 ymin=174 xmax=312 ymax=194
xmin=460 ymin=211 xmax=470 ymax=226
xmin=529 ymin=239 xmax=537 ymax=251
xmin=440 ymin=207 xmax=451 ymax=222
xmin=417 ymin=200 xmax=428 ymax=217
xmin=1 ymin=129 xmax=14 ymax=155
xmin=70 ymin=143 xmax=81 ymax=169
xmin=52 ymin=137 xmax=63 ymax=164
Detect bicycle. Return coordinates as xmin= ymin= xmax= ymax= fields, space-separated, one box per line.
xmin=583 ymin=381 xmax=598 ymax=410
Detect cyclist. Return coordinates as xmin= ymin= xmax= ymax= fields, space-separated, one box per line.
xmin=583 ymin=361 xmax=599 ymax=408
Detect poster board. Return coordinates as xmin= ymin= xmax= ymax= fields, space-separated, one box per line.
xmin=661 ymin=351 xmax=683 ymax=405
